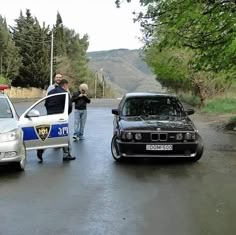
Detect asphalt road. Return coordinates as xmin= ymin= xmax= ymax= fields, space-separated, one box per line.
xmin=0 ymin=99 xmax=236 ymax=235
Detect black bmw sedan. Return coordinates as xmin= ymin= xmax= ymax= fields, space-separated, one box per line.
xmin=111 ymin=92 xmax=204 ymax=161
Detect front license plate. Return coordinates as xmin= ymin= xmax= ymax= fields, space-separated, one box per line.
xmin=146 ymin=144 xmax=173 ymax=151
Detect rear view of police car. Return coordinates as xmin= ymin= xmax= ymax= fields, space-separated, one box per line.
xmin=0 ymin=85 xmax=26 ymax=171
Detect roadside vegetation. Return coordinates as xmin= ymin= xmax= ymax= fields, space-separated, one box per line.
xmin=116 ymin=0 xmax=236 ymax=130
xmin=178 ymin=81 xmax=236 ymax=114
xmin=0 ymin=10 xmax=109 ymax=97
xmin=203 ymin=97 xmax=236 ymax=114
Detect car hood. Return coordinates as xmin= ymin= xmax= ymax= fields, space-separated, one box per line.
xmin=0 ymin=118 xmax=18 ymax=133
xmin=120 ymin=116 xmax=195 ymax=131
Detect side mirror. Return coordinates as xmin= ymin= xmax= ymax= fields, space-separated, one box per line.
xmin=26 ymin=109 xmax=40 ymax=118
xmin=112 ymin=109 xmax=119 ymax=115
xmin=185 ymin=108 xmax=194 ymax=116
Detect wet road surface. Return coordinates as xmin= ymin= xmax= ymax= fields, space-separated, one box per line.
xmin=0 ymin=99 xmax=236 ymax=235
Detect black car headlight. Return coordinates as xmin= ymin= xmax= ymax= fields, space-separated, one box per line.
xmin=176 ymin=133 xmax=183 ymax=140
xmin=121 ymin=132 xmax=133 ymax=140
xmin=126 ymin=132 xmax=133 ymax=140
xmin=134 ymin=133 xmax=142 ymax=140
xmin=191 ymin=133 xmax=196 ymax=140
xmin=176 ymin=132 xmax=196 ymax=141
xmin=185 ymin=132 xmax=192 ymax=140
xmin=184 ymin=132 xmax=196 ymax=140
xmin=121 ymin=132 xmax=142 ymax=141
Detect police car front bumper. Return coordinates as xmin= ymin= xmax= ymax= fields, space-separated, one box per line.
xmin=0 ymin=139 xmax=24 ymax=163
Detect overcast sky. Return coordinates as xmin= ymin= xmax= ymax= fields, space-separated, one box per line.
xmin=1 ymin=0 xmax=143 ymax=52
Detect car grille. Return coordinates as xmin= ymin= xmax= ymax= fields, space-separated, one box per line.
xmin=139 ymin=132 xmax=195 ymax=143
xmin=151 ymin=133 xmax=167 ymax=141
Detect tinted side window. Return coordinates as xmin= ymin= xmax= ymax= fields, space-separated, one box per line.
xmin=25 ymin=93 xmax=66 ymax=117
xmin=45 ymin=94 xmax=65 ymax=115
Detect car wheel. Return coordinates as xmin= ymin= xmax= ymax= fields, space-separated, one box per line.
xmin=111 ymin=135 xmax=123 ymax=161
xmin=13 ymin=145 xmax=27 ymax=171
xmin=190 ymin=136 xmax=204 ymax=162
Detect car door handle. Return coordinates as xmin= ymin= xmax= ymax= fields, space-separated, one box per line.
xmin=58 ymin=118 xmax=66 ymax=122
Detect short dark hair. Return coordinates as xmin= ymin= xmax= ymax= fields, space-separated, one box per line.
xmin=59 ymin=79 xmax=68 ymax=86
xmin=53 ymin=72 xmax=61 ymax=77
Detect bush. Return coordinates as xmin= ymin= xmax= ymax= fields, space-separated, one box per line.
xmin=224 ymin=116 xmax=236 ymax=130
xmin=178 ymin=93 xmax=200 ymax=107
xmin=0 ymin=75 xmax=7 ymax=84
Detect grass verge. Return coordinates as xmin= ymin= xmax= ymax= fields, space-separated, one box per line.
xmin=202 ymin=97 xmax=236 ymax=113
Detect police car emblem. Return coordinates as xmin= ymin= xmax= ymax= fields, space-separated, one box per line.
xmin=35 ymin=125 xmax=51 ymax=141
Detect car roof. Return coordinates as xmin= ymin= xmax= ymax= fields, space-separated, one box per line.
xmin=123 ymin=92 xmax=177 ymax=99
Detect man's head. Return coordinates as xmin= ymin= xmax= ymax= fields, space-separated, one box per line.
xmin=54 ymin=73 xmax=62 ymax=85
xmin=59 ymin=79 xmax=69 ymax=91
xmin=79 ymin=83 xmax=88 ymax=93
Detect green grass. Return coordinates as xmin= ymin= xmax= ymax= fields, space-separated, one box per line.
xmin=202 ymin=97 xmax=236 ymax=113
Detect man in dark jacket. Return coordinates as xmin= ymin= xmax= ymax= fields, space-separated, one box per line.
xmin=71 ymin=83 xmax=91 ymax=140
xmin=45 ymin=79 xmax=72 ymax=115
xmin=37 ymin=79 xmax=76 ymax=162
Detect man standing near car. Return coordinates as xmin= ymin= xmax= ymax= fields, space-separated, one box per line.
xmin=47 ymin=72 xmax=62 ymax=94
xmin=71 ymin=83 xmax=91 ymax=140
xmin=37 ymin=79 xmax=76 ymax=162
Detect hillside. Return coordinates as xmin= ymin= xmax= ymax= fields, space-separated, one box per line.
xmin=87 ymin=49 xmax=163 ymax=96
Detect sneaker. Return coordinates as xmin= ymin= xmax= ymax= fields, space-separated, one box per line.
xmin=72 ymin=135 xmax=78 ymax=141
xmin=63 ymin=155 xmax=76 ymax=161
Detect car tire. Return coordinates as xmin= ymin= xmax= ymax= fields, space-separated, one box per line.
xmin=13 ymin=144 xmax=27 ymax=171
xmin=111 ymin=135 xmax=123 ymax=161
xmin=190 ymin=136 xmax=204 ymax=162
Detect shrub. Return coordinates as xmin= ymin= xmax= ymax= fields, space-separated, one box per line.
xmin=178 ymin=93 xmax=201 ymax=107
xmin=0 ymin=75 xmax=7 ymax=84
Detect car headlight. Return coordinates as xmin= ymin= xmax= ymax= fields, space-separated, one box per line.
xmin=176 ymin=133 xmax=183 ymax=140
xmin=191 ymin=133 xmax=196 ymax=140
xmin=0 ymin=129 xmax=20 ymax=142
xmin=185 ymin=132 xmax=191 ymax=140
xmin=126 ymin=132 xmax=133 ymax=140
xmin=134 ymin=133 xmax=142 ymax=140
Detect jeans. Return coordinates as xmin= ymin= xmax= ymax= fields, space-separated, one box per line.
xmin=74 ymin=109 xmax=87 ymax=137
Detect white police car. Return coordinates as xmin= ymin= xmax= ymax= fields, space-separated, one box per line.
xmin=0 ymin=85 xmax=70 ymax=171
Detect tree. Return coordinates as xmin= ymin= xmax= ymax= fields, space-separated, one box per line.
xmin=53 ymin=11 xmax=66 ymax=57
xmin=116 ymin=0 xmax=236 ymax=106
xmin=11 ymin=9 xmax=51 ymax=88
xmin=0 ymin=9 xmax=91 ymax=90
xmin=0 ymin=16 xmax=21 ymax=83
xmin=63 ymin=28 xmax=90 ymax=87
xmin=116 ymin=0 xmax=236 ymax=72
xmin=51 ymin=13 xmax=90 ymax=90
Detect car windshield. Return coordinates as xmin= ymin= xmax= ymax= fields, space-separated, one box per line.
xmin=0 ymin=98 xmax=13 ymax=118
xmin=122 ymin=96 xmax=185 ymax=117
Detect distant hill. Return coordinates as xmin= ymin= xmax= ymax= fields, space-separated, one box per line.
xmin=87 ymin=49 xmax=163 ymax=96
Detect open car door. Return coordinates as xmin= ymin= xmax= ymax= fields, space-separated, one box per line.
xmin=19 ymin=93 xmax=69 ymax=150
